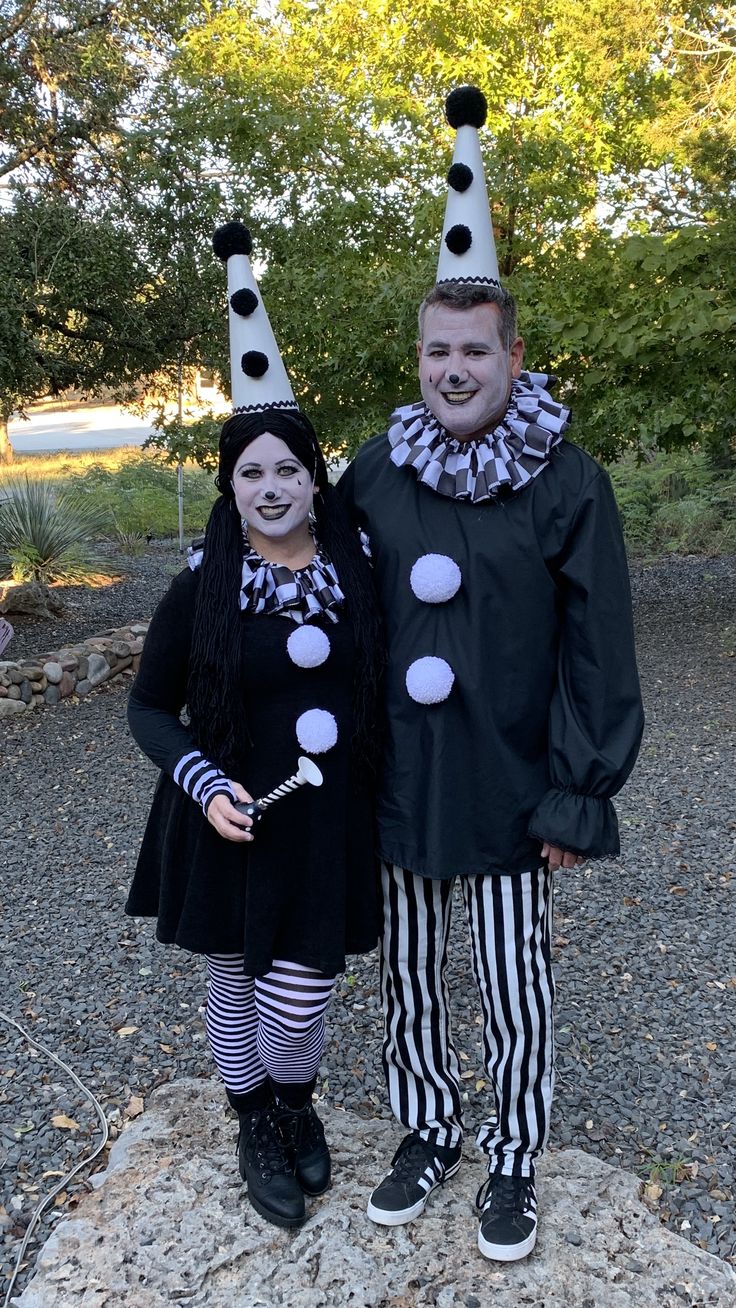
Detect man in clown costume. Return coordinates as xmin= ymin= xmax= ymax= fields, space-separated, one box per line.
xmin=339 ymin=86 xmax=643 ymax=1261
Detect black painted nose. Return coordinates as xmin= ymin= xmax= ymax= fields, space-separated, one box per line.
xmin=448 ymin=373 xmax=461 ymax=385
xmin=264 ymin=490 xmax=277 ymax=501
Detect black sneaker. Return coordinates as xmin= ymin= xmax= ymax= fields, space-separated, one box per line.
xmin=476 ymin=1173 xmax=538 ymax=1261
xmin=367 ymin=1132 xmax=462 ymax=1226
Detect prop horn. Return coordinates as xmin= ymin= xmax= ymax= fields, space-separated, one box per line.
xmin=234 ymin=756 xmax=324 ymax=827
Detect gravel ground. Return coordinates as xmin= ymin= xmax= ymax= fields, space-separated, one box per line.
xmin=1 ymin=547 xmax=734 ymax=1301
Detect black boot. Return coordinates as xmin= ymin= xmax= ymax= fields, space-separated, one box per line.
xmin=276 ymin=1100 xmax=331 ymax=1197
xmin=236 ymin=1104 xmax=306 ymax=1228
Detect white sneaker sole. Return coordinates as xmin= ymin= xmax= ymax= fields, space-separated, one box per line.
xmin=477 ymin=1225 xmax=537 ymax=1261
xmin=366 ymin=1158 xmax=462 ymax=1227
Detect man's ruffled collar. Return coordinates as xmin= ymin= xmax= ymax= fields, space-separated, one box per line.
xmin=387 ymin=371 xmax=570 ymax=502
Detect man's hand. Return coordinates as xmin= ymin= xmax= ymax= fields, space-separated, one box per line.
xmin=206 ymin=782 xmax=255 ymax=843
xmin=540 ymin=842 xmax=584 ymax=871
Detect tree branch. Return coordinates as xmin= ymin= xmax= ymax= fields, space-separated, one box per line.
xmin=0 ymin=0 xmax=41 ymax=46
xmin=49 ymin=6 xmax=117 ymax=41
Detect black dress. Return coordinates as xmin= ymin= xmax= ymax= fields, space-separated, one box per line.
xmin=338 ymin=435 xmax=644 ymax=878
xmin=125 ymin=566 xmax=378 ymax=975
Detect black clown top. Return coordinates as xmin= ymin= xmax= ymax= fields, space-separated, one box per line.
xmin=338 ymin=434 xmax=644 ymax=878
xmin=125 ymin=566 xmax=378 ymax=974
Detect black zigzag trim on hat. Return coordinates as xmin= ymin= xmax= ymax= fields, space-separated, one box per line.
xmin=232 ymin=400 xmax=300 ymax=414
xmin=212 ymin=222 xmax=253 ymax=261
xmin=445 ymin=86 xmax=487 ymax=129
xmin=230 ymin=288 xmax=258 ymax=316
xmin=445 ymin=224 xmax=472 ymax=254
xmin=437 ymin=275 xmax=502 ymax=287
xmin=448 ymin=163 xmax=474 ymax=192
xmin=241 ymin=350 xmax=269 ymax=377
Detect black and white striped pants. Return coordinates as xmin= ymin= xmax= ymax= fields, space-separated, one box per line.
xmin=204 ymin=955 xmax=335 ymax=1095
xmin=380 ymin=862 xmax=555 ymax=1178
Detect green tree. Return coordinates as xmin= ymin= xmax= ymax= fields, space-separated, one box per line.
xmin=175 ymin=0 xmax=733 ymax=456
xmin=0 ymin=0 xmax=188 ymax=190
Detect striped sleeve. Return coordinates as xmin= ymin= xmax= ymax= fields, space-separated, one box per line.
xmin=173 ymin=750 xmax=237 ymax=815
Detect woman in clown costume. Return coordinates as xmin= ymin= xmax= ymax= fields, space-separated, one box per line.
xmin=125 ymin=223 xmax=382 ymax=1231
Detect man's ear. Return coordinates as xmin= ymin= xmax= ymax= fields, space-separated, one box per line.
xmin=510 ymin=336 xmax=524 ymax=379
xmin=416 ymin=339 xmax=422 ymax=362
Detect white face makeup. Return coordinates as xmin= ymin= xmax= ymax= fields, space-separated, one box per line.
xmin=232 ymin=433 xmax=314 ymax=551
xmin=417 ymin=302 xmax=524 ymax=443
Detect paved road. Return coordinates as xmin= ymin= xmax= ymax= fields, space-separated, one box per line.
xmin=8 ymin=405 xmax=156 ymax=453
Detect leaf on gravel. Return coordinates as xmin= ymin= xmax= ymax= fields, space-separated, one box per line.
xmin=159 ymin=1043 xmax=174 ymax=1054
xmin=53 ymin=1192 xmax=68 ymax=1206
xmin=669 ymin=886 xmax=688 ymax=895
xmin=645 ymin=1182 xmax=663 ymax=1202
xmin=460 ymin=1070 xmax=475 ymax=1080
xmin=116 ymin=1026 xmax=139 ymax=1037
xmin=51 ymin=1114 xmax=79 ymax=1131
xmin=41 ymin=1171 xmax=67 ymax=1180
xmin=475 ymin=1079 xmax=486 ymax=1092
xmin=705 ymin=1042 xmax=718 ymax=1051
xmin=124 ymin=1096 xmax=144 ymax=1119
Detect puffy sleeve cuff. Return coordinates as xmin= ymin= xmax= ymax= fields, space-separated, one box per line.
xmin=528 ymin=788 xmax=620 ymax=860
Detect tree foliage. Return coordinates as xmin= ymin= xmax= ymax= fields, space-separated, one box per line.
xmin=173 ymin=0 xmax=735 ymax=458
xmin=1 ymin=0 xmax=734 ymax=466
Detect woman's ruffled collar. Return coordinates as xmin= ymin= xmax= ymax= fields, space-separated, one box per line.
xmin=239 ymin=547 xmax=344 ymax=624
xmin=187 ymin=540 xmax=344 ymax=624
xmin=387 ymin=371 xmax=570 ymax=502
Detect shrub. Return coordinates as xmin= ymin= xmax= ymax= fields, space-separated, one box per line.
xmin=0 ymin=477 xmax=114 ymax=584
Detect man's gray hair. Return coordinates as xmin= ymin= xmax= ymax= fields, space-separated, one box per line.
xmin=418 ymin=282 xmax=518 ymax=349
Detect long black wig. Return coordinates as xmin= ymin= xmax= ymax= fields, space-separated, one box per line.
xmin=187 ymin=409 xmax=383 ymax=775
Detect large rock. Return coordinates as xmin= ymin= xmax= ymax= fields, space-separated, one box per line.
xmin=0 ymin=698 xmax=26 ymax=717
xmin=0 ymin=581 xmax=63 ymax=617
xmin=14 ymin=1080 xmax=735 ymax=1308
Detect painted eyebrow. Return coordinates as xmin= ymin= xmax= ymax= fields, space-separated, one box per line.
xmin=237 ymin=459 xmax=300 ymax=469
xmin=424 ymin=339 xmax=495 ymax=351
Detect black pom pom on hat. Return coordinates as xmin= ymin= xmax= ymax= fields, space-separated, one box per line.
xmin=445 ymin=86 xmax=487 ymax=130
xmin=212 ymin=222 xmax=253 ymax=262
xmin=445 ymin=224 xmax=472 ymax=255
xmin=241 ymin=350 xmax=269 ymax=378
xmin=447 ymin=162 xmax=474 ymax=192
xmin=230 ymin=288 xmax=258 ymax=317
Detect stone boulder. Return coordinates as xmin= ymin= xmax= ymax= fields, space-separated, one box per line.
xmin=14 ymin=1079 xmax=735 ymax=1308
xmin=0 ymin=581 xmax=63 ymax=618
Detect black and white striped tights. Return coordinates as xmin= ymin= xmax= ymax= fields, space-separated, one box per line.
xmin=204 ymin=954 xmax=335 ymax=1102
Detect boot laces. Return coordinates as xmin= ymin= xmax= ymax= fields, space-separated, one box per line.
xmin=241 ymin=1106 xmax=291 ymax=1178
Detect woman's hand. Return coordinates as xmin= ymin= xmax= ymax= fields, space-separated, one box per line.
xmin=206 ymin=782 xmax=255 ymax=842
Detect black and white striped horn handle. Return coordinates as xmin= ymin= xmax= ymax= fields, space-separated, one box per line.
xmin=234 ymin=756 xmax=323 ymax=825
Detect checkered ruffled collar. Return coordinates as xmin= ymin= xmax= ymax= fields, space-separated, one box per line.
xmin=239 ymin=547 xmax=344 ymax=624
xmin=387 ymin=372 xmax=570 ymax=503
xmin=187 ymin=539 xmax=344 ymax=624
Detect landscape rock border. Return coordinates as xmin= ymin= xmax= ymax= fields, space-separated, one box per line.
xmin=0 ymin=622 xmax=149 ymax=718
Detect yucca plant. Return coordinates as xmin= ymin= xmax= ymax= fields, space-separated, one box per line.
xmin=0 ymin=477 xmax=114 ymax=585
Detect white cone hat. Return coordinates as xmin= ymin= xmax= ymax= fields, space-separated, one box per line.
xmin=212 ymin=222 xmax=298 ymax=414
xmin=436 ymin=86 xmax=501 ymax=287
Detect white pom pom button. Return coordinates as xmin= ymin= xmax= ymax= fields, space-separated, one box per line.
xmin=287 ymin=625 xmax=331 ymax=668
xmin=410 ymin=554 xmax=462 ymax=604
xmin=405 ymin=656 xmax=455 ymax=705
xmin=295 ymin=708 xmax=338 ymax=753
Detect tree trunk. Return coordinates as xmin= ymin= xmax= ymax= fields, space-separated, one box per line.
xmin=0 ymin=416 xmax=14 ymax=464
